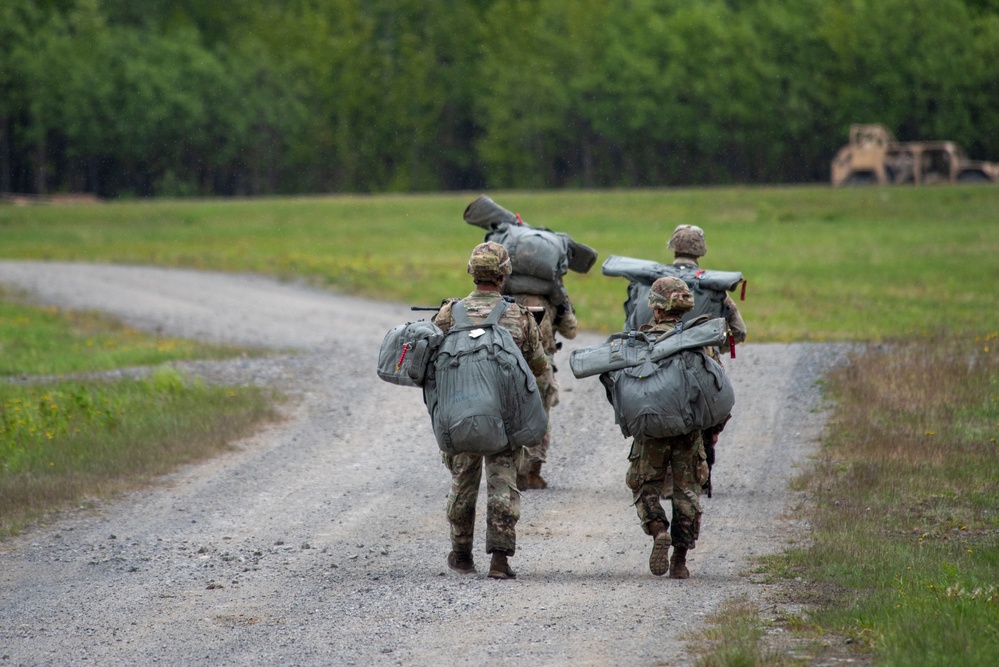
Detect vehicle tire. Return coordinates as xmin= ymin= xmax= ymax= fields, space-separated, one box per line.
xmin=844 ymin=173 xmax=877 ymax=186
xmin=957 ymin=171 xmax=990 ymax=183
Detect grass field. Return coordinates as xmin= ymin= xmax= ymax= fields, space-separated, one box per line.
xmin=1 ymin=185 xmax=997 ymax=339
xmin=2 ymin=185 xmax=997 ymax=665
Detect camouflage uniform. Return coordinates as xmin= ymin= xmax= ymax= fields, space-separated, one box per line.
xmin=433 ymin=242 xmax=547 ymax=571
xmin=628 ymin=277 xmax=705 ymax=577
xmin=511 ymin=293 xmax=578 ymax=471
xmin=669 ymin=225 xmax=746 ymax=497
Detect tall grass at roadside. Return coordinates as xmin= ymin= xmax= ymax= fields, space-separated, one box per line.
xmin=755 ymin=333 xmax=999 ymax=666
xmin=0 ymin=367 xmax=279 ymax=536
xmin=1 ymin=286 xmax=255 ymax=376
xmin=2 ymin=186 xmax=997 ymax=339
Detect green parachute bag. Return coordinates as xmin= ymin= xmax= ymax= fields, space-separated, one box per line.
xmin=424 ymin=300 xmax=548 ymax=456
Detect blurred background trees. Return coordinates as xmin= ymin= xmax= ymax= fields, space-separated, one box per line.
xmin=2 ymin=0 xmax=997 ymax=197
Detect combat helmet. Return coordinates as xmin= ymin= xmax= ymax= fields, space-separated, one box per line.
xmin=648 ymin=276 xmax=694 ymax=313
xmin=668 ymin=224 xmax=707 ymax=258
xmin=467 ymin=241 xmax=512 ymax=283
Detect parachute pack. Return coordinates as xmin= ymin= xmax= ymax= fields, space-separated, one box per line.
xmin=464 ymin=195 xmax=598 ymax=307
xmin=601 ymin=255 xmax=745 ymax=332
xmin=424 ymin=300 xmax=548 ymax=456
xmin=570 ymin=316 xmax=735 ymax=440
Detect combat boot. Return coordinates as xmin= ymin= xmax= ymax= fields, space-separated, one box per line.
xmin=487 ymin=551 xmax=517 ymax=580
xmin=648 ymin=520 xmax=671 ymax=576
xmin=669 ymin=546 xmax=690 ymax=579
xmin=447 ymin=550 xmax=476 ymax=574
xmin=522 ymin=461 xmax=548 ymax=490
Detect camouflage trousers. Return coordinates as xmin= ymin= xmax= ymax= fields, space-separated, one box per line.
xmin=443 ymin=447 xmax=524 ymax=556
xmin=524 ymin=357 xmax=560 ymax=464
xmin=625 ymin=431 xmax=703 ymax=550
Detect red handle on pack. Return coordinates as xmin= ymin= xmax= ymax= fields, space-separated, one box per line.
xmin=729 ymin=333 xmax=736 ymax=359
xmin=740 ymin=279 xmax=747 ymax=301
xmin=396 ymin=343 xmax=411 ymax=371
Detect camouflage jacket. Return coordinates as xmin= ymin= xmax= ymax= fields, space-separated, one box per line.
xmin=510 ymin=293 xmax=578 ymax=356
xmin=434 ymin=290 xmax=549 ymax=378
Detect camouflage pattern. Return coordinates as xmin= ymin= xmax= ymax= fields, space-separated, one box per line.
xmin=626 ymin=430 xmax=703 ymax=549
xmin=648 ymin=276 xmax=694 ymax=313
xmin=511 ymin=293 xmax=578 ymax=463
xmin=466 ymin=241 xmax=512 ymax=283
xmin=629 ymin=310 xmax=704 ymax=546
xmin=444 ymin=447 xmax=524 ymax=555
xmin=433 ymin=286 xmax=547 ymax=557
xmin=434 ymin=290 xmax=548 ymax=378
xmin=667 ymin=224 xmax=707 ymax=258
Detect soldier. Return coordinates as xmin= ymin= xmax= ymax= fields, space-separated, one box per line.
xmin=433 ymin=241 xmax=548 ymax=580
xmin=512 ymin=291 xmax=578 ymax=490
xmin=668 ymin=224 xmax=746 ymax=496
xmin=628 ymin=276 xmax=707 ymax=578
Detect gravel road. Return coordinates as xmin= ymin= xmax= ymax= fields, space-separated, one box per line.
xmin=0 ymin=261 xmax=847 ymax=666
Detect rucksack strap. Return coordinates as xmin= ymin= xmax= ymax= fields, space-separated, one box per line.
xmin=452 ymin=299 xmax=508 ymax=329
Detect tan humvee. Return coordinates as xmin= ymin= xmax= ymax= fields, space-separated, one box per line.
xmin=831 ymin=124 xmax=999 ymax=186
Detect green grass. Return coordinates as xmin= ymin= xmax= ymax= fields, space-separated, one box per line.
xmin=2 ymin=185 xmax=998 ymax=339
xmin=755 ymin=332 xmax=999 ymax=666
xmin=0 ymin=287 xmax=278 ymax=537
xmin=0 ymin=367 xmax=279 ymax=536
xmin=0 ymin=286 xmax=255 ymax=376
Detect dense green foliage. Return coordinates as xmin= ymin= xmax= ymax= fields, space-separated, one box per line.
xmin=2 ymin=0 xmax=998 ymax=196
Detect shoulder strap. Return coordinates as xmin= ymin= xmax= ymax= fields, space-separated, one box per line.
xmin=451 ymin=300 xmax=472 ymax=327
xmin=483 ymin=300 xmax=508 ymax=325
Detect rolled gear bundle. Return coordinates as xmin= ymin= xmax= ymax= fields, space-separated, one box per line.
xmin=602 ymin=255 xmax=744 ymax=332
xmin=569 ymin=316 xmax=728 ymax=379
xmin=463 ymin=195 xmax=599 ymax=276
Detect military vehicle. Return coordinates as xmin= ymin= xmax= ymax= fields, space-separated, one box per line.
xmin=830 ymin=123 xmax=999 ymax=186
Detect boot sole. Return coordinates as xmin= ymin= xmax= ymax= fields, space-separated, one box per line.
xmin=649 ymin=532 xmax=671 ymax=576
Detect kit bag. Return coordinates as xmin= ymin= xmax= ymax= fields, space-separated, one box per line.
xmin=376 ymin=319 xmax=444 ymax=388
xmin=601 ymin=255 xmax=743 ymax=332
xmin=424 ymin=301 xmax=548 ymax=455
xmin=463 ymin=195 xmax=599 ymax=307
xmin=591 ymin=317 xmax=735 ymax=439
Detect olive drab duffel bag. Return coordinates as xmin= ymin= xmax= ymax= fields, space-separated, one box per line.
xmin=424 ymin=300 xmax=548 ymax=456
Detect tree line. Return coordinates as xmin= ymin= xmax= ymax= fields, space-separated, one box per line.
xmin=2 ymin=0 xmax=998 ymax=197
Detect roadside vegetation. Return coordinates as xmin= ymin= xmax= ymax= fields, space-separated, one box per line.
xmin=689 ymin=332 xmax=999 ymax=666
xmin=2 ymin=186 xmax=996 ymax=662
xmin=0 ymin=291 xmax=279 ymax=536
